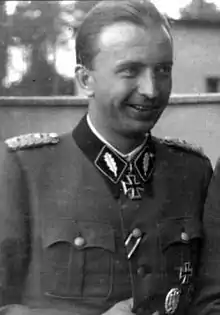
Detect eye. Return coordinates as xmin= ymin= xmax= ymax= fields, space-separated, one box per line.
xmin=154 ymin=64 xmax=172 ymax=76
xmin=121 ymin=65 xmax=140 ymax=78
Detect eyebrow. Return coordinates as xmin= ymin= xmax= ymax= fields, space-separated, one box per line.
xmin=156 ymin=61 xmax=173 ymax=66
xmin=115 ymin=60 xmax=173 ymax=71
xmin=115 ymin=61 xmax=146 ymax=71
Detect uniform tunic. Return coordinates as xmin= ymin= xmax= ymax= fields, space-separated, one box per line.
xmin=0 ymin=115 xmax=212 ymax=315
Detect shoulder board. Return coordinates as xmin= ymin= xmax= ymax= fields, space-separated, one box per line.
xmin=160 ymin=137 xmax=208 ymax=159
xmin=5 ymin=133 xmax=59 ymax=151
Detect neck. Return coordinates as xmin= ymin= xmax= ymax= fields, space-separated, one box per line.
xmin=109 ymin=132 xmax=146 ymax=154
xmin=88 ymin=114 xmax=146 ymax=155
xmin=111 ymin=134 xmax=146 ymax=154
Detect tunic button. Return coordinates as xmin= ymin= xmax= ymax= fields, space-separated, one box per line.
xmin=137 ymin=266 xmax=146 ymax=277
xmin=74 ymin=236 xmax=85 ymax=248
xmin=181 ymin=232 xmax=189 ymax=242
xmin=132 ymin=228 xmax=142 ymax=238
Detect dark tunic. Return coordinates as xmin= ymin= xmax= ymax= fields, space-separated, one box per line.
xmin=0 ymin=116 xmax=212 ymax=315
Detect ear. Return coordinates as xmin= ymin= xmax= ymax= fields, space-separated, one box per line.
xmin=75 ymin=64 xmax=94 ymax=97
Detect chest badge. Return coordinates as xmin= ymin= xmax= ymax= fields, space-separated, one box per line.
xmin=121 ymin=174 xmax=144 ymax=200
xmin=165 ymin=288 xmax=181 ymax=314
xmin=179 ymin=262 xmax=193 ymax=285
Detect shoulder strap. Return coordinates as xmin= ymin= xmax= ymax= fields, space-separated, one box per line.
xmin=5 ymin=133 xmax=59 ymax=151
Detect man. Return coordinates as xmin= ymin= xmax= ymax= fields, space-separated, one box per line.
xmin=189 ymin=158 xmax=220 ymax=315
xmin=0 ymin=1 xmax=212 ymax=315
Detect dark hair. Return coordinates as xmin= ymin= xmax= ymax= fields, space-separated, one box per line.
xmin=75 ymin=0 xmax=172 ymax=70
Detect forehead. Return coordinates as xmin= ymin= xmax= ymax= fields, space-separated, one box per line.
xmin=95 ymin=22 xmax=173 ymax=67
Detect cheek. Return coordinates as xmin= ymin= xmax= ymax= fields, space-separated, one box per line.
xmin=93 ymin=81 xmax=110 ymax=99
xmin=157 ymin=77 xmax=172 ymax=96
xmin=113 ymin=79 xmax=136 ymax=100
xmin=94 ymin=74 xmax=136 ymax=104
xmin=166 ymin=76 xmax=172 ymax=90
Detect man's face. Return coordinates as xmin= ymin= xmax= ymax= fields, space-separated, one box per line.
xmin=89 ymin=21 xmax=173 ymax=137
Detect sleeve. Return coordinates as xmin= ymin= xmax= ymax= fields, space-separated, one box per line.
xmin=0 ymin=144 xmax=30 ymax=306
xmin=190 ymin=158 xmax=220 ymax=315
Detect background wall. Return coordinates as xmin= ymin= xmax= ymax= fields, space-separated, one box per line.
xmin=172 ymin=20 xmax=220 ymax=93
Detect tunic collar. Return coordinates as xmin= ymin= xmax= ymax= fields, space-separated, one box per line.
xmin=72 ymin=115 xmax=155 ymax=199
xmin=86 ymin=114 xmax=149 ymax=161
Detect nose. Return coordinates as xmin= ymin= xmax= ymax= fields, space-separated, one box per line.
xmin=138 ymin=68 xmax=155 ymax=98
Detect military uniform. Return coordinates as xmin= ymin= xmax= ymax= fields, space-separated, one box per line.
xmin=189 ymin=158 xmax=220 ymax=315
xmin=0 ymin=115 xmax=212 ymax=315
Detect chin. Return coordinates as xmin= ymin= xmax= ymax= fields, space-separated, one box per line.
xmin=119 ymin=114 xmax=161 ymax=137
xmin=135 ymin=119 xmax=158 ymax=133
xmin=123 ymin=125 xmax=152 ymax=138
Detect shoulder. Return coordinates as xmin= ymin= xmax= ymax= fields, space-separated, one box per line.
xmin=154 ymin=136 xmax=213 ymax=185
xmin=154 ymin=136 xmax=210 ymax=161
xmin=4 ymin=132 xmax=60 ymax=152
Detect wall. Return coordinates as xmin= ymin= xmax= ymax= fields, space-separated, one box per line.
xmin=153 ymin=104 xmax=220 ymax=166
xmin=171 ymin=21 xmax=220 ymax=94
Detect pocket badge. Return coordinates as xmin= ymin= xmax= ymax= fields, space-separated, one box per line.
xmin=165 ymin=288 xmax=181 ymax=314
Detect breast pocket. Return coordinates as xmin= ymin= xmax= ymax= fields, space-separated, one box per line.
xmin=41 ymin=220 xmax=115 ymax=300
xmin=159 ymin=217 xmax=203 ymax=287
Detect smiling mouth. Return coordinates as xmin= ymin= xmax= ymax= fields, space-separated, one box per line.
xmin=127 ymin=103 xmax=158 ymax=112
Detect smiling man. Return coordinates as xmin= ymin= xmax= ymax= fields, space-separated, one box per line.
xmin=76 ymin=2 xmax=173 ymax=152
xmin=0 ymin=1 xmax=213 ymax=315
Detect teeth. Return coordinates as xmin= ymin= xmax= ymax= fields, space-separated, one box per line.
xmin=127 ymin=103 xmax=151 ymax=111
xmin=133 ymin=105 xmax=147 ymax=111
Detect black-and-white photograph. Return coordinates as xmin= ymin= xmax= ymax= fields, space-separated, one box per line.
xmin=0 ymin=1 xmax=219 ymax=314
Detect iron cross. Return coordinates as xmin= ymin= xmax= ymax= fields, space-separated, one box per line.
xmin=179 ymin=262 xmax=193 ymax=284
xmin=121 ymin=174 xmax=144 ymax=200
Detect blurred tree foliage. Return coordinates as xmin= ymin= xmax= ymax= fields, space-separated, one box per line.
xmin=0 ymin=0 xmax=101 ymax=96
xmin=8 ymin=1 xmax=76 ymax=96
xmin=181 ymin=0 xmax=220 ymax=21
xmin=1 ymin=0 xmax=219 ymax=96
xmin=9 ymin=1 xmax=64 ymax=95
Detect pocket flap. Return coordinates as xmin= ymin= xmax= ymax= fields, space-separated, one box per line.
xmin=43 ymin=220 xmax=115 ymax=252
xmin=77 ymin=221 xmax=115 ymax=252
xmin=160 ymin=217 xmax=203 ymax=251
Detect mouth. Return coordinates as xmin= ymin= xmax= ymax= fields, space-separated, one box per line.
xmin=126 ymin=103 xmax=159 ymax=112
